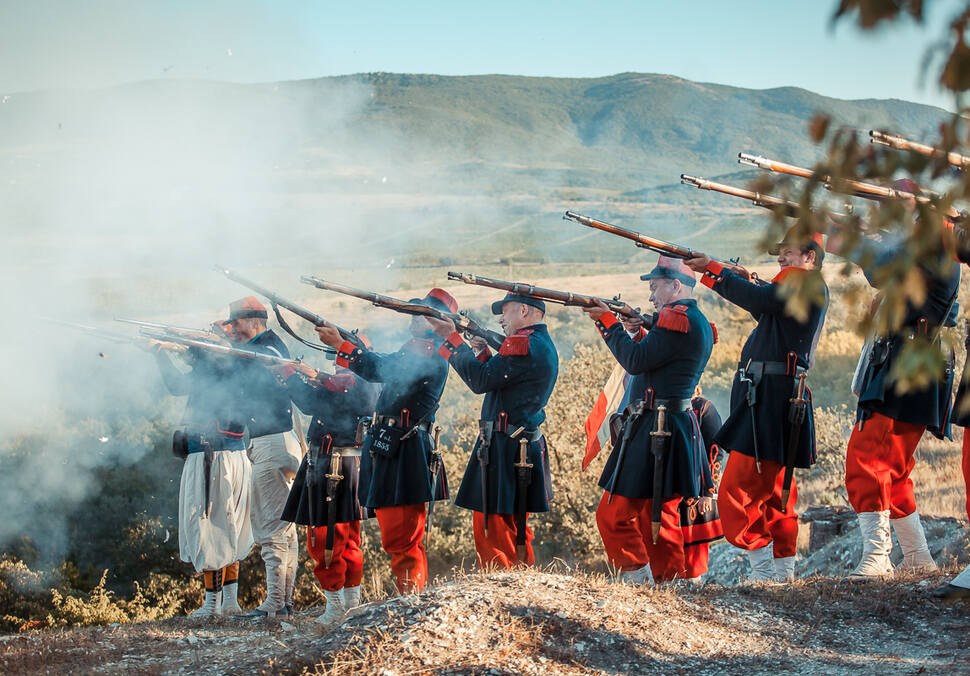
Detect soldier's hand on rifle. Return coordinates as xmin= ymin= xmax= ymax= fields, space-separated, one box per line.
xmin=684 ymin=254 xmax=711 ymax=273
xmin=279 ymin=361 xmax=318 ymax=379
xmin=618 ymin=305 xmax=644 ymax=333
xmin=581 ymin=299 xmax=612 ymax=321
xmin=468 ymin=335 xmax=489 ymax=353
xmin=144 ymin=339 xmax=186 ymax=354
xmin=425 ymin=316 xmax=456 ymax=338
xmin=315 ymin=322 xmax=344 ymax=349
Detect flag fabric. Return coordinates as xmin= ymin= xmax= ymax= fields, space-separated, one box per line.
xmin=582 ymin=363 xmax=632 ymax=471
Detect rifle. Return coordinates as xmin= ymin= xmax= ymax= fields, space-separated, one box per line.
xmin=738 ymin=152 xmax=937 ymax=204
xmin=115 ymin=318 xmax=225 ymax=343
xmin=300 ymin=276 xmax=505 ymax=350
xmin=214 ymin=265 xmax=361 ymax=351
xmin=446 ymin=271 xmax=652 ymax=327
xmin=44 ymin=318 xmax=146 ymax=346
xmin=139 ymin=329 xmax=304 ymax=368
xmin=870 ymin=130 xmax=970 ymax=171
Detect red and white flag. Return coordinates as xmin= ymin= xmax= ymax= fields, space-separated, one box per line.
xmin=582 ymin=363 xmax=631 ymax=471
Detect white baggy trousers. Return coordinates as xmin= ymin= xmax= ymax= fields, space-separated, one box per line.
xmin=178 ymin=449 xmax=254 ymax=572
xmin=248 ymin=431 xmax=303 ymax=612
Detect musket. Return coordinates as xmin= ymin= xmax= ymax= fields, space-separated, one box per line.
xmin=446 ymin=271 xmax=652 ymax=327
xmin=139 ymin=329 xmax=303 ymax=368
xmin=563 ymin=210 xmax=747 ymax=271
xmin=44 ymin=318 xmax=147 ymax=346
xmin=115 ymin=318 xmax=225 ymax=343
xmin=870 ymin=130 xmax=970 ymax=171
xmin=300 ymin=276 xmax=505 ymax=350
xmin=214 ymin=265 xmax=363 ymax=350
xmin=738 ymin=152 xmax=937 ymax=204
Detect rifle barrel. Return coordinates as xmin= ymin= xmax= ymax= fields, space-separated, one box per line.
xmin=140 ymin=330 xmax=300 ymax=367
xmin=301 ymin=275 xmax=504 ymax=350
xmin=870 ymin=129 xmax=970 ymax=170
xmin=215 ymin=265 xmax=363 ymax=348
xmin=563 ymin=211 xmax=694 ymax=258
xmin=446 ymin=271 xmax=650 ymax=325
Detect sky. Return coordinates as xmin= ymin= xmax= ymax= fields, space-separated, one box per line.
xmin=0 ymin=0 xmax=964 ymax=110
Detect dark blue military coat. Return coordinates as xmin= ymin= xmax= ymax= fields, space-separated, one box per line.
xmin=701 ymin=263 xmax=827 ymax=468
xmin=336 ymin=336 xmax=449 ymax=509
xmin=237 ymin=330 xmax=294 ymax=438
xmin=155 ymin=348 xmax=248 ymax=450
xmin=594 ymin=300 xmax=715 ymax=500
xmin=280 ymin=370 xmax=378 ymax=525
xmin=851 ymin=240 xmax=959 ymax=436
xmin=439 ymin=324 xmax=559 ymax=515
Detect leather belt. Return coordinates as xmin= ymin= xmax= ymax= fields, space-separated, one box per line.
xmin=309 ymin=444 xmax=363 ymax=457
xmin=641 ymin=389 xmax=692 ymax=412
xmin=737 ymin=360 xmax=807 ymax=377
xmin=372 ymin=415 xmax=433 ymax=434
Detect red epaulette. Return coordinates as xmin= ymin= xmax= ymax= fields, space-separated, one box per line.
xmin=499 ymin=331 xmax=532 ymax=356
xmin=657 ymin=305 xmax=690 ymax=333
xmin=323 ymin=372 xmax=357 ymax=392
xmin=709 ymin=322 xmax=718 ymax=344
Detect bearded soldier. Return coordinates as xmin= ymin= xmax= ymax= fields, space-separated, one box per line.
xmin=427 ymin=291 xmax=558 ymax=569
xmin=828 ymin=180 xmax=959 ymax=579
xmin=686 ymin=229 xmax=827 ymax=583
xmin=150 ymin=332 xmax=253 ymax=617
xmin=315 ymin=289 xmax=454 ymax=594
xmin=580 ymin=257 xmax=717 ymax=583
xmin=223 ymin=297 xmax=303 ymax=617
xmin=277 ymin=359 xmax=378 ymax=628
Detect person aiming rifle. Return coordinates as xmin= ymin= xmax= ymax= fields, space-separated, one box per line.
xmin=684 ymin=227 xmax=828 ymax=583
xmin=276 ymin=352 xmax=378 ymax=629
xmin=313 ymin=288 xmax=456 ymax=594
xmin=578 ymin=256 xmax=719 ymax=584
xmin=426 ymin=288 xmax=558 ymax=570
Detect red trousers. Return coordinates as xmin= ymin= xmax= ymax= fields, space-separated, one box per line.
xmin=845 ymin=412 xmax=924 ymax=518
xmin=718 ymin=454 xmax=798 ymax=558
xmin=472 ymin=512 xmax=535 ymax=569
xmin=596 ymin=492 xmax=691 ymax=582
xmin=683 ymin=542 xmax=710 ymax=579
xmin=374 ymin=505 xmax=427 ymax=594
xmin=306 ymin=521 xmax=363 ymax=592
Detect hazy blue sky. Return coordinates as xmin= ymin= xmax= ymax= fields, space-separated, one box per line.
xmin=0 ymin=1 xmax=963 ymax=108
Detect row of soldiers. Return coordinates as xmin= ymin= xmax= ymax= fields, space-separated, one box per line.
xmin=152 ymin=187 xmax=970 ymax=630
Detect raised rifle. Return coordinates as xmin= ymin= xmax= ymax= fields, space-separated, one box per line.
xmin=870 ymin=130 xmax=970 ymax=171
xmin=214 ymin=265 xmax=359 ymax=352
xmin=43 ymin=318 xmax=163 ymax=351
xmin=115 ymin=318 xmax=225 ymax=343
xmin=738 ymin=152 xmax=937 ymax=204
xmin=300 ymin=276 xmax=505 ymax=350
xmin=139 ymin=329 xmax=305 ymax=368
xmin=446 ymin=271 xmax=652 ymax=327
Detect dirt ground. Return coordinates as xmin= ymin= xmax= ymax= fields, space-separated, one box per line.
xmin=3 ymin=533 xmax=969 ymax=675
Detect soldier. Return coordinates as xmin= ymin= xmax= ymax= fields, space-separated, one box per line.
xmin=685 ymin=230 xmax=828 ymax=582
xmin=314 ymin=289 xmax=454 ymax=594
xmin=223 ymin=296 xmax=304 ymax=617
xmin=579 ymin=256 xmax=716 ymax=583
xmin=828 ymin=181 xmax=959 ymax=579
xmin=427 ymin=290 xmax=558 ymax=569
xmin=150 ymin=333 xmax=253 ymax=617
xmin=277 ymin=358 xmax=378 ymax=628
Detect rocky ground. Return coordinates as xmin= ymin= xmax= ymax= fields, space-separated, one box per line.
xmin=2 ymin=512 xmax=969 ymax=675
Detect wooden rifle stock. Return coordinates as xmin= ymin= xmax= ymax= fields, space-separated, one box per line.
xmin=870 ymin=130 xmax=970 ymax=171
xmin=446 ymin=271 xmax=652 ymax=327
xmin=738 ymin=152 xmax=935 ymax=204
xmin=139 ymin=330 xmax=303 ymax=367
xmin=300 ymin=276 xmax=504 ymax=350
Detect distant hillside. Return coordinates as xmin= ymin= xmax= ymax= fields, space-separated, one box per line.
xmin=0 ymin=72 xmax=950 ymax=272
